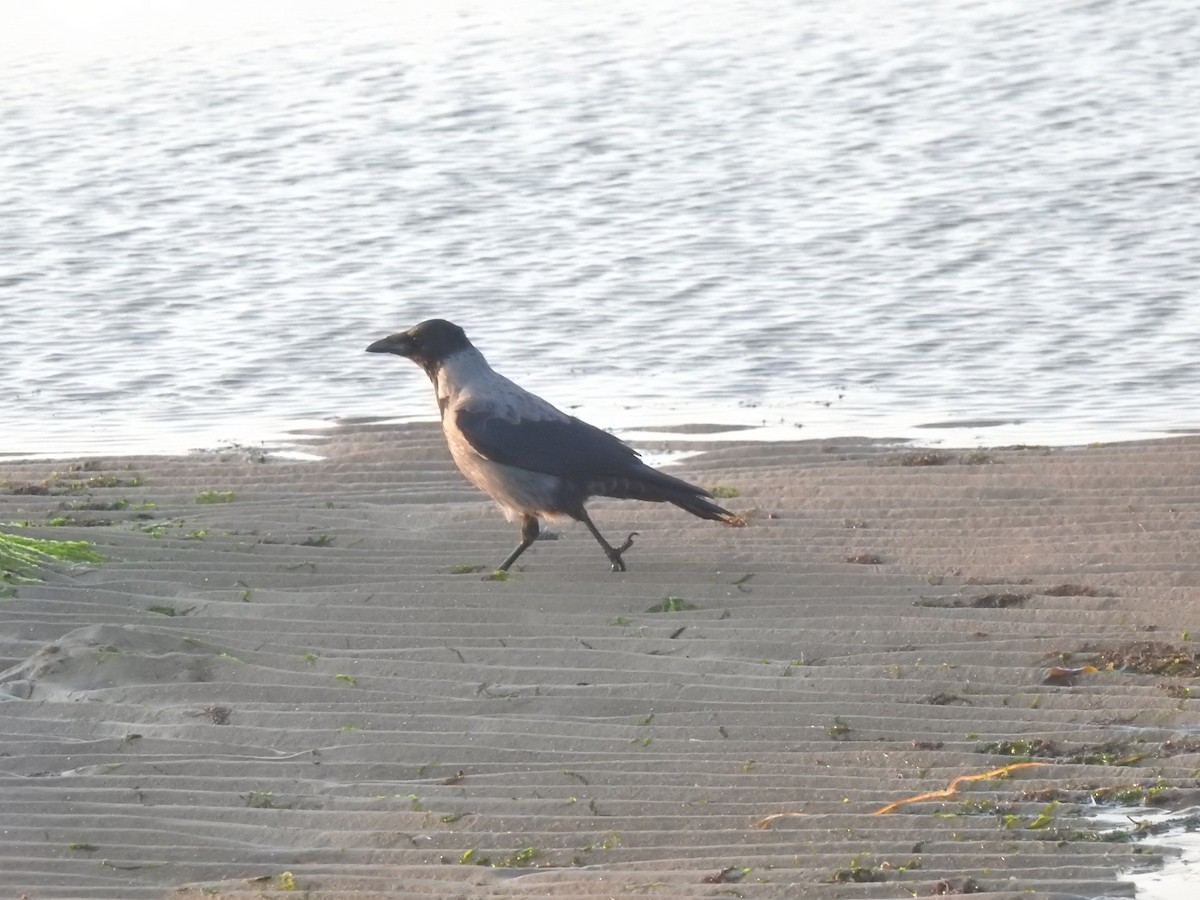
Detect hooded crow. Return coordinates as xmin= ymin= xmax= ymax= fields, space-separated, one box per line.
xmin=366 ymin=319 xmax=744 ymax=572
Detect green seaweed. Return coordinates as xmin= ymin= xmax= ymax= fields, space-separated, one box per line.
xmin=194 ymin=490 xmax=236 ymax=504
xmin=1 ymin=529 xmax=103 ymax=582
xmin=645 ymin=596 xmax=697 ymax=613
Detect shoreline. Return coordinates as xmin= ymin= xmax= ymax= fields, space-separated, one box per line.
xmin=4 ymin=404 xmax=1197 ymax=465
xmin=3 ymin=423 xmax=1199 ymax=897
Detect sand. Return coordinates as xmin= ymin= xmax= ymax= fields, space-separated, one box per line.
xmin=2 ymin=423 xmax=1199 ymax=899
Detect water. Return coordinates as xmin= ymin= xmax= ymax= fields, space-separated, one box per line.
xmin=1089 ymin=806 xmax=1200 ymax=900
xmin=2 ymin=0 xmax=1198 ymax=459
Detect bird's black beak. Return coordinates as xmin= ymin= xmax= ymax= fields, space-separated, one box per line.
xmin=366 ymin=332 xmax=414 ymax=357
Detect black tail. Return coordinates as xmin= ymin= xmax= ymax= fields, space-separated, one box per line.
xmin=587 ymin=469 xmax=746 ymax=527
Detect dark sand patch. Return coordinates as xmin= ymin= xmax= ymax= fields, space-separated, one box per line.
xmin=3 ymin=427 xmax=1199 ymax=897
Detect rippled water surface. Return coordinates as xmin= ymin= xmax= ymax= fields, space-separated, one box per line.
xmin=2 ymin=0 xmax=1197 ymax=457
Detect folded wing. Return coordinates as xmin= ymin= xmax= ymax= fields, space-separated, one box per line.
xmin=455 ymin=407 xmax=742 ymax=526
xmin=456 ymin=408 xmax=642 ymax=481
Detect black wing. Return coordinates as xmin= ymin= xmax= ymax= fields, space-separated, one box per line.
xmin=456 ymin=408 xmax=645 ymax=481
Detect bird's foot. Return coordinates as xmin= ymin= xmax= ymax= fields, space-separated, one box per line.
xmin=606 ymin=532 xmax=638 ymax=572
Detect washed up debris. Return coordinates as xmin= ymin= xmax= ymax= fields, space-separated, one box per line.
xmin=871 ymin=762 xmax=1049 ymax=816
xmin=1043 ymin=663 xmax=1099 ymax=685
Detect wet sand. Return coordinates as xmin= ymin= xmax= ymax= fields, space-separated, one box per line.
xmin=2 ymin=424 xmax=1199 ymax=898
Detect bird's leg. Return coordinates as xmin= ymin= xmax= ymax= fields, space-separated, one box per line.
xmin=497 ymin=514 xmax=540 ymax=572
xmin=578 ymin=510 xmax=637 ymax=572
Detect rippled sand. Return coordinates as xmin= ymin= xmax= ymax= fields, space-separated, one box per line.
xmin=3 ymin=423 xmax=1199 ymax=897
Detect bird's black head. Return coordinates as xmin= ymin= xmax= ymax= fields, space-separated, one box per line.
xmin=366 ymin=319 xmax=472 ymax=378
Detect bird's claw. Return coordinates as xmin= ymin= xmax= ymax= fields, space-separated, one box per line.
xmin=607 ymin=532 xmax=638 ymax=572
